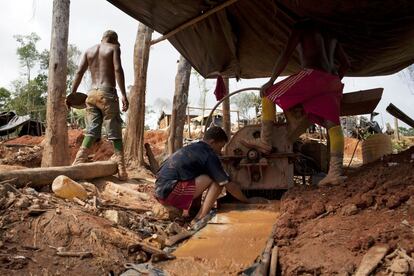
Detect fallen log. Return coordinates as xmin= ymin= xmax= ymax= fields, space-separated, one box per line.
xmin=0 ymin=161 xmax=118 ymax=189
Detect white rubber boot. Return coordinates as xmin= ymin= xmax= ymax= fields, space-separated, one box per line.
xmin=72 ymin=147 xmax=90 ymax=166
xmin=111 ymin=152 xmax=128 ymax=181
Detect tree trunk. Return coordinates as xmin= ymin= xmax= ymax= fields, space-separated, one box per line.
xmin=167 ymin=56 xmax=191 ymax=154
xmin=124 ymin=24 xmax=153 ymax=166
xmin=41 ymin=0 xmax=70 ymax=167
xmin=222 ymin=77 xmax=231 ymax=137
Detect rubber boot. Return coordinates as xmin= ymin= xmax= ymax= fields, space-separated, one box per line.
xmin=111 ymin=151 xmax=128 ymax=181
xmin=240 ymin=120 xmax=273 ymax=154
xmin=72 ymin=147 xmax=90 ymax=165
xmin=318 ymin=154 xmax=347 ymax=186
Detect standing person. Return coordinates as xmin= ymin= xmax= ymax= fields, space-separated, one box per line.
xmin=242 ymin=19 xmax=351 ymax=186
xmin=155 ymin=126 xmax=251 ymax=222
xmin=69 ymin=30 xmax=129 ymax=180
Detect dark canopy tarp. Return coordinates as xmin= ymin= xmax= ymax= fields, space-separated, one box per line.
xmin=107 ymin=0 xmax=414 ymax=78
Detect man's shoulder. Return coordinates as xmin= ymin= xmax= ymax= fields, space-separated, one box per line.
xmin=186 ymin=140 xmax=211 ymax=151
xmin=86 ymin=44 xmax=100 ymax=52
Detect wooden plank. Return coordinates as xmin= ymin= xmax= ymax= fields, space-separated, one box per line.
xmin=340 ymin=88 xmax=383 ymax=116
xmin=355 ymin=245 xmax=389 ymax=276
xmin=269 ymin=246 xmax=279 ymax=276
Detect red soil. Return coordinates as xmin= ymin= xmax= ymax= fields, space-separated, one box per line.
xmin=275 ymin=146 xmax=414 ymax=275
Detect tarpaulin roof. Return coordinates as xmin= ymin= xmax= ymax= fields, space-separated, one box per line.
xmin=107 ymin=0 xmax=414 ymax=79
xmin=0 ymin=115 xmax=31 ymax=135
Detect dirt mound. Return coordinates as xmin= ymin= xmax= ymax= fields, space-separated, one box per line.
xmin=68 ymin=129 xmax=114 ymax=163
xmin=344 ymin=137 xmax=362 ymax=162
xmin=0 ymin=177 xmax=179 ymax=275
xmin=0 ymin=145 xmax=42 ymax=168
xmin=0 ymin=129 xmax=115 ymax=167
xmin=144 ymin=130 xmax=168 ymax=160
xmin=275 ymin=147 xmax=414 ymax=275
xmin=4 ymin=135 xmax=43 ymax=145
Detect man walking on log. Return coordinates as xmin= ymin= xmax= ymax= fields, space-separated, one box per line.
xmin=70 ymin=30 xmax=129 ymax=180
xmin=242 ymin=19 xmax=351 ymax=186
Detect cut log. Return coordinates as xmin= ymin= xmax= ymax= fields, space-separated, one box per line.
xmin=0 ymin=161 xmax=118 ymax=188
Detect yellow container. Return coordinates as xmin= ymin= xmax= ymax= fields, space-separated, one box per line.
xmin=52 ymin=175 xmax=88 ymax=200
xmin=362 ymin=134 xmax=392 ymax=164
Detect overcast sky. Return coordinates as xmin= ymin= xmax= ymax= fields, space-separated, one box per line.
xmin=0 ymin=0 xmax=413 ymax=129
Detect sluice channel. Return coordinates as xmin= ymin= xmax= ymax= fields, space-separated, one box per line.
xmin=158 ymin=202 xmax=280 ymax=275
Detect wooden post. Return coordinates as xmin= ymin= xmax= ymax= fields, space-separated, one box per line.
xmin=222 ymin=77 xmax=231 ymax=137
xmin=41 ymin=0 xmax=70 ymax=167
xmin=187 ymin=106 xmax=191 ymax=138
xmin=394 ymin=117 xmax=400 ymax=140
xmin=168 ymin=56 xmax=191 ymax=154
xmin=124 ymin=23 xmax=153 ymax=166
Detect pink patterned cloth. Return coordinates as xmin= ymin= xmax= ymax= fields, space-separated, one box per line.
xmin=158 ymin=179 xmax=196 ymax=210
xmin=265 ymin=69 xmax=344 ymax=125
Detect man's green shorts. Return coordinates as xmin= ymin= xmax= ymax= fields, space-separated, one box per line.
xmin=85 ymin=87 xmax=122 ymax=140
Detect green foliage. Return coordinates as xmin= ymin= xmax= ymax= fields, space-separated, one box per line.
xmin=69 ymin=109 xmax=87 ymax=128
xmin=38 ymin=44 xmax=81 ymax=94
xmin=392 ymin=139 xmax=411 ymax=153
xmin=0 ymin=87 xmax=11 ymax=111
xmin=7 ymin=76 xmax=47 ymax=120
xmin=14 ymin=33 xmax=41 ymax=82
xmin=231 ymin=92 xmax=261 ymax=119
xmin=398 ymin=127 xmax=414 ymax=136
xmin=4 ymin=32 xmax=82 ymax=122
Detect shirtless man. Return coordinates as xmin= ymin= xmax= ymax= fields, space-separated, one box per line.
xmin=70 ymin=30 xmax=129 ymax=180
xmin=242 ymin=19 xmax=351 ymax=186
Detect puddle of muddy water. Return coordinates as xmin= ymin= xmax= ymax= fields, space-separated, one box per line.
xmin=158 ymin=202 xmax=280 ymax=276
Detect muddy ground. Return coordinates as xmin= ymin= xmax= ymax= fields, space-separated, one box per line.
xmin=275 ymin=146 xmax=414 ymax=275
xmin=0 ymin=131 xmax=413 ymax=275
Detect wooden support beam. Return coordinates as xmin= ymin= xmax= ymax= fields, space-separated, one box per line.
xmin=150 ymin=0 xmax=239 ymax=45
xmin=386 ymin=103 xmax=414 ymax=128
xmin=0 ymin=161 xmax=118 ymax=188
